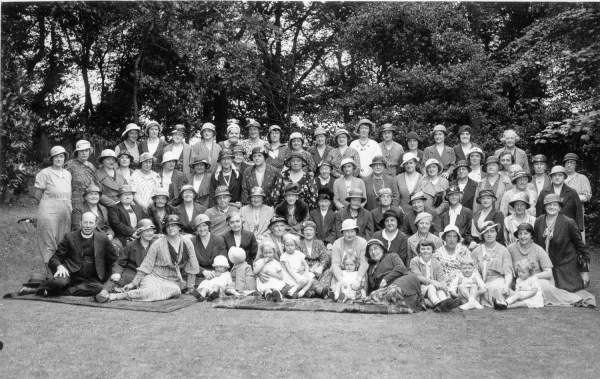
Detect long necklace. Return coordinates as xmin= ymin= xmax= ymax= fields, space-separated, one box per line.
xmin=372 ymin=175 xmax=384 ymax=195
xmin=483 ymin=242 xmax=499 ymax=261
xmin=217 ymin=206 xmax=229 ymax=215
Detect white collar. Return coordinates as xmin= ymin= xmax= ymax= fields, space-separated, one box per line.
xmin=419 ymin=257 xmax=431 ymax=266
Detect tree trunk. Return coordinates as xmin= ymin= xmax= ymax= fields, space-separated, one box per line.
xmin=132 ymin=45 xmax=145 ymax=124
xmin=213 ymin=87 xmax=228 ymax=142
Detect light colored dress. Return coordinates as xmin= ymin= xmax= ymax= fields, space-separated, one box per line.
xmin=130 ymin=169 xmax=161 ymax=209
xmin=499 ymin=188 xmax=537 ymax=217
xmin=35 ymin=168 xmax=73 ymax=263
xmin=198 ymin=271 xmax=232 ymax=292
xmin=516 ymin=276 xmax=544 ymax=308
xmin=503 ymin=214 xmax=537 ymax=245
xmin=349 ymin=139 xmax=383 ymax=178
xmin=471 ymin=243 xmax=514 ymax=307
xmin=340 ymin=270 xmax=365 ymax=300
xmin=565 ymin=172 xmax=592 ymax=240
xmin=432 ymin=244 xmax=471 ymax=287
xmin=254 ymin=258 xmax=285 ymax=292
xmin=280 ymin=250 xmax=311 ymax=286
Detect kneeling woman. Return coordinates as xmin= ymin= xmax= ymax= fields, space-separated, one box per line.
xmin=108 ymin=215 xmax=199 ymax=302
xmin=365 ymin=239 xmax=422 ymax=312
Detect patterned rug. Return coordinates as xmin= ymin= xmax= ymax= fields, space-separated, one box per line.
xmin=212 ymin=295 xmax=414 ymax=314
xmin=2 ymin=292 xmax=197 ymax=313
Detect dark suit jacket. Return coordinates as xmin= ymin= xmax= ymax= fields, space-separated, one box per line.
xmin=334 ymin=207 xmax=374 ymax=240
xmin=191 ymin=233 xmax=227 ymax=274
xmin=309 ymin=208 xmax=337 ymax=245
xmin=48 ymin=230 xmax=118 ymax=282
xmin=112 ymin=237 xmax=157 ymax=275
xmin=186 ymin=173 xmax=211 ymax=208
xmin=401 ymin=206 xmax=443 ymax=236
xmin=222 ymin=229 xmax=258 ymax=265
xmin=536 ymin=184 xmax=583 ymax=230
xmin=160 ymin=169 xmax=188 ymax=204
xmin=174 ymin=202 xmax=207 ymax=234
xmin=209 ymin=167 xmax=243 ymax=207
xmin=372 ymin=230 xmax=409 ymax=265
xmin=449 ymin=178 xmax=478 ymax=211
xmin=108 ymin=203 xmax=148 ymax=245
xmin=452 ymin=143 xmax=481 ymax=163
xmin=71 ymin=202 xmax=113 ymax=237
xmin=440 ymin=206 xmax=473 ymax=244
xmin=307 ymin=145 xmax=333 ymax=167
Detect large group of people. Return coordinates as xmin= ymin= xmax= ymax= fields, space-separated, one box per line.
xmin=22 ymin=120 xmax=595 ymax=312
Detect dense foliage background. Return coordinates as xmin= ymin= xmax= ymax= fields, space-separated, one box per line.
xmin=1 ymin=1 xmax=599 ymax=239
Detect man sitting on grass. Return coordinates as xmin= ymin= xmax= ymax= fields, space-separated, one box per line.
xmin=21 ymin=212 xmax=119 ymax=297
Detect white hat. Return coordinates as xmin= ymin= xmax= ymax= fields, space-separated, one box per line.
xmin=161 ymin=151 xmax=178 ymax=164
xmin=401 ymin=152 xmax=420 ymax=166
xmin=121 ymin=123 xmax=142 ymax=139
xmin=74 ymin=140 xmax=94 ymax=156
xmin=340 ymin=219 xmax=359 ymax=232
xmin=213 ymin=255 xmax=230 ymax=268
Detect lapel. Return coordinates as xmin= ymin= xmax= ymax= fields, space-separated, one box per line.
xmin=93 ymin=231 xmax=102 ymax=258
xmin=117 ymin=203 xmax=129 ymax=223
xmin=325 ymin=210 xmax=335 ymax=227
xmin=240 ymin=230 xmax=249 ymax=247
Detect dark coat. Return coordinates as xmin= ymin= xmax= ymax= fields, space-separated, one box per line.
xmin=401 ymin=206 xmax=443 ymax=236
xmin=275 ymin=200 xmax=309 ymax=226
xmin=371 ymin=206 xmax=404 ymax=233
xmin=173 ymin=202 xmax=207 ymax=235
xmin=191 ymin=233 xmax=227 ymax=274
xmin=309 ymin=208 xmax=337 ymax=245
xmin=108 ymin=203 xmax=148 ymax=245
xmin=452 ymin=143 xmax=481 ymax=163
xmin=112 ymin=237 xmax=157 ymax=275
xmin=536 ymin=184 xmax=583 ymax=230
xmin=209 ymin=166 xmax=243 ymax=207
xmin=147 ymin=203 xmax=177 ymax=232
xmin=334 ymin=207 xmax=374 ymax=240
xmin=48 ymin=230 xmax=118 ymax=282
xmin=362 ymin=173 xmax=400 ymax=211
xmin=471 ymin=207 xmax=505 ymax=246
xmin=314 ymin=177 xmax=336 ymax=211
xmin=307 ymin=145 xmax=334 ymax=167
xmin=372 ymin=230 xmax=409 ymax=265
xmin=449 ymin=178 xmax=478 ymax=211
xmin=534 ymin=214 xmax=591 ymax=292
xmin=159 ymin=169 xmax=188 ymax=204
xmin=440 ymin=205 xmax=474 ymax=245
xmin=71 ymin=202 xmax=113 ymax=237
xmin=222 ymin=229 xmax=259 ymax=266
xmin=366 ymin=252 xmax=410 ymax=293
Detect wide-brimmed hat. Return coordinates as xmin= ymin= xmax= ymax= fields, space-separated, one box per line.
xmin=532 ymin=154 xmax=547 ymax=163
xmin=563 ymin=153 xmax=579 ymax=163
xmin=482 ymin=156 xmax=503 ymax=172
xmin=369 ymin=155 xmax=387 ymax=167
xmin=302 ymin=221 xmax=318 ymax=233
xmin=189 ymin=156 xmax=211 ymax=170
xmin=171 ymin=124 xmax=187 ymax=136
xmin=163 ymin=214 xmax=183 ymax=230
xmin=458 ymin=125 xmax=472 ymax=135
xmin=508 ymin=191 xmax=530 ymax=209
xmin=117 ymin=185 xmax=136 ymax=197
xmin=375 ymin=188 xmax=392 ymax=200
xmin=22 ymin=273 xmax=46 ymax=288
xmin=476 ymin=189 xmax=497 ymax=203
xmin=193 ymin=214 xmax=211 ymax=229
xmin=74 ymin=140 xmax=94 ymax=155
xmin=83 ymin=184 xmax=103 ymax=198
xmin=345 ymin=188 xmax=366 ymax=203
xmin=432 ymin=124 xmax=448 ymax=135
xmin=424 ymin=158 xmax=443 ymax=172
xmin=268 ymin=216 xmax=288 ymax=229
xmin=366 ymin=239 xmax=387 ymax=258
xmin=218 ymin=149 xmax=234 ymax=162
xmin=401 ymin=152 xmax=420 ymax=166
xmin=213 ymin=185 xmax=231 ymax=199
xmin=249 ymin=187 xmax=267 ymax=198
xmin=251 ymin=146 xmax=269 ymax=159
xmin=454 ymin=160 xmax=471 ymax=173
xmin=409 ymin=191 xmax=427 ymax=205
xmin=145 ymin=120 xmax=163 ymax=134
xmin=513 ymin=223 xmax=535 ymax=238
xmin=49 ymin=146 xmax=69 ymax=161
xmin=441 ymin=224 xmax=462 ymax=241
xmin=318 ymin=188 xmax=334 ymax=201
xmin=549 ymin=165 xmax=568 ymax=178
xmin=340 ymin=219 xmax=360 ymax=232
xmin=138 ymin=152 xmax=153 ymax=164
xmin=339 ymin=157 xmax=358 ymax=171
xmin=161 ymin=151 xmax=179 ymax=164
xmin=200 ymin=122 xmax=216 ymax=135
xmin=467 ymin=147 xmax=485 ymax=161
xmin=135 ymin=219 xmax=156 ymax=234
xmin=334 ymin=129 xmax=351 ymax=143
xmin=379 ymin=209 xmax=402 ymax=228
xmin=444 ymin=185 xmax=462 ymax=201
xmin=405 ymin=131 xmax=421 ymax=143
xmin=478 ymin=221 xmax=499 ymax=236
xmin=354 ymin=119 xmax=374 ymax=136
xmin=121 ymin=123 xmax=142 ymax=139
xmin=247 ymin=120 xmax=261 ymax=130
xmin=288 ymin=132 xmax=306 ymax=148
xmin=414 ymin=212 xmax=433 ymax=226
xmin=213 ymin=255 xmax=230 ymax=268
xmin=379 ymin=123 xmax=396 ymax=136
xmin=313 ymin=127 xmax=327 ymax=137
xmin=179 ymin=184 xmax=197 ymax=200
xmin=511 ymin=170 xmax=531 ymax=184
xmin=96 ymin=149 xmax=117 ymax=165
xmin=285 ymin=151 xmax=308 ymax=168
xmin=282 ymin=183 xmax=301 ymax=196
xmin=151 ymin=188 xmax=170 ymax=201
xmin=543 ymin=193 xmax=564 ymax=207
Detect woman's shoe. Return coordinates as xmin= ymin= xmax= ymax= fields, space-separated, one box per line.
xmin=272 ymin=290 xmax=283 ymax=302
xmin=18 ymin=287 xmax=36 ymax=296
xmin=265 ymin=292 xmax=273 ymax=302
xmin=95 ymin=290 xmax=111 ymax=303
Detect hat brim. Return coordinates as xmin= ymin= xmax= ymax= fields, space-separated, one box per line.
xmin=511 ymin=174 xmax=531 ymax=184
xmin=193 ymin=220 xmax=212 ymax=229
xmin=379 ymin=214 xmax=401 ymax=228
xmin=145 ymin=123 xmax=163 ymax=133
xmin=118 ymin=191 xmax=136 ymax=196
xmin=74 ymin=146 xmax=94 ymax=155
xmin=268 ymin=219 xmax=289 ymax=228
xmin=409 ymin=197 xmax=427 ymax=205
xmin=213 ymin=192 xmax=232 ymax=199
xmin=543 ymin=199 xmax=564 ymax=207
xmin=345 ymin=195 xmax=366 ymax=203
xmin=340 ymin=226 xmax=360 ymax=232
xmin=479 ymin=224 xmax=500 ymax=236
xmin=190 ymin=161 xmax=211 ymax=170
xmin=136 ymin=225 xmax=156 ymax=234
xmin=283 ymin=191 xmax=301 ymax=196
xmin=83 ymin=189 xmax=103 ymax=198
xmin=163 ymin=222 xmax=183 ymax=231
xmin=476 ymin=193 xmax=497 ymax=204
xmin=482 ymin=162 xmax=504 ymax=172
xmin=444 ymin=191 xmax=462 ymax=201
xmin=442 ymin=229 xmax=462 ymax=242
xmin=250 ymin=193 xmax=268 ymax=198
xmin=96 ymin=155 xmax=117 ymax=165
xmin=454 ymin=164 xmax=472 ymax=173
xmin=122 ymin=128 xmax=142 ymax=139
xmin=50 ymin=151 xmax=70 ymax=161
xmin=285 ymin=156 xmax=308 ymax=167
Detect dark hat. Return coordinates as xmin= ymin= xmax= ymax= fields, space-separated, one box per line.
xmin=213 ymin=185 xmax=232 ymax=199
xmin=83 ymin=184 xmax=103 ymax=198
xmin=379 ymin=123 xmax=396 ymax=135
xmin=369 ymin=155 xmax=387 ymax=167
xmin=345 ymin=188 xmax=366 ymax=203
xmin=318 ymin=188 xmax=334 ymax=201
xmin=268 ymin=216 xmax=288 ymax=229
xmin=513 ymin=223 xmax=535 ymax=238
xmin=482 ymin=156 xmax=504 ymax=172
xmin=454 ymin=160 xmax=471 ymax=173
xmin=135 ymin=219 xmax=156 ymax=234
xmin=247 ymin=120 xmax=262 ymax=130
xmin=476 ymin=189 xmax=497 ymax=203
xmin=532 ymin=154 xmax=547 ymax=163
xmin=543 ymin=194 xmax=564 ymax=207
xmin=511 ymin=170 xmax=531 ymax=184
xmin=379 ymin=209 xmax=403 ymax=229
xmin=283 ymin=183 xmax=301 ymax=196
xmin=409 ymin=191 xmax=427 ymax=205
xmin=251 ymin=146 xmax=269 ymax=159
xmin=458 ymin=125 xmax=472 ymax=135
xmin=366 ymin=239 xmax=387 ymax=259
xmin=249 ymin=187 xmax=267 ymax=198
xmin=232 ymin=146 xmax=246 ymax=155
xmin=171 ymin=124 xmax=187 ymax=135
xmin=22 ymin=273 xmax=46 ymax=288
xmin=405 ymin=131 xmax=421 ymax=142
xmin=563 ymin=153 xmax=580 ymax=162
xmin=163 ymin=215 xmax=183 ymax=230
xmin=218 ymin=149 xmax=235 ymax=161
xmin=285 ymin=151 xmax=308 ymax=168
xmin=302 ymin=221 xmax=318 ymax=233
xmin=117 ymin=185 xmax=136 ymax=197
xmin=317 ymin=160 xmax=333 ymax=173
xmin=189 ymin=155 xmax=211 ymax=170
xmin=444 ymin=185 xmax=462 ymax=201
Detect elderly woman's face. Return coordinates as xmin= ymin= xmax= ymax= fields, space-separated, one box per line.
xmin=533 ymin=162 xmax=546 ymax=175
xmin=417 ymin=219 xmax=431 ymax=233
xmin=419 ymin=246 xmax=433 ymax=262
xmin=252 ymin=153 xmax=265 ymax=166
xmin=457 ymin=166 xmax=469 ymax=180
xmin=319 ymin=165 xmax=331 ymax=178
xmin=518 ymin=229 xmax=532 ymax=245
xmin=182 ymin=190 xmax=195 ymax=202
xmin=193 ymin=163 xmax=206 ymax=174
xmin=228 ymin=130 xmax=240 ymax=143
xmin=513 ymin=200 xmax=527 ymax=215
xmin=349 ymin=198 xmax=361 ymax=210
xmin=433 ymin=131 xmax=445 ymax=144
xmin=407 ymin=139 xmax=419 ymax=150
xmin=504 ymin=132 xmax=516 ymax=147
xmin=202 ymin=129 xmax=215 ymax=140
xmin=342 ymin=228 xmax=357 ymax=241
xmin=460 ymin=131 xmax=471 ymax=144
xmin=483 ymin=227 xmax=497 ymax=243
xmin=369 ymin=244 xmax=384 ymax=261
xmin=426 ymin=163 xmax=439 ymax=178
xmin=140 ymin=159 xmax=152 ymax=172
xmin=291 ymin=138 xmax=303 ymax=151
xmin=342 ymin=163 xmax=354 ymax=176
xmin=196 ymin=222 xmax=210 ymax=237
xmin=384 ymin=216 xmax=398 ymax=231
xmin=412 ymin=199 xmax=425 ymax=213
xmin=250 ymin=195 xmax=263 ymax=207
xmin=565 ymin=160 xmax=577 ymax=173
xmin=480 ymin=195 xmax=493 ymax=209
xmin=84 ymin=191 xmax=100 ymax=205
xmin=336 ymin=134 xmax=348 ymax=147
xmin=249 ymin=126 xmax=260 ymax=139
xmin=382 ymin=130 xmax=393 ymax=142
xmin=486 ymin=163 xmax=499 ymax=175
xmin=372 ymin=163 xmax=385 ymax=175
xmin=166 ymin=224 xmax=180 ymax=236
xmin=303 ymin=227 xmax=315 ymax=240
xmin=154 ymin=195 xmax=168 ymax=208
xmin=289 ymin=157 xmax=303 ymax=171
xmin=319 ymin=198 xmax=331 ymax=210
xmin=315 ymin=134 xmax=326 ymax=145
xmin=120 ymin=155 xmax=132 ymax=168
xmin=148 ymin=126 xmax=160 ymax=138
xmin=127 ymin=130 xmax=139 ymax=143
xmin=52 ymin=153 xmax=66 ymax=167
xmin=469 ymin=153 xmax=481 ymax=166
xmin=403 ymin=159 xmax=416 ymax=173
xmin=271 ymin=222 xmax=286 ymax=236
xmin=551 ymin=173 xmax=565 ymax=186
xmin=228 ymin=214 xmax=242 ymax=231
xmin=120 ymin=192 xmax=134 ymax=205
xmin=444 ymin=231 xmax=459 ymax=248
xmin=216 ymin=195 xmax=230 ymax=209
xmin=270 ymin=130 xmax=280 ymax=143
xmin=378 ymin=193 xmax=392 ymax=207
xmin=545 ymin=201 xmax=561 ymax=216
xmin=515 ymin=176 xmax=528 ymax=190
xmin=358 ymin=124 xmax=370 ymax=137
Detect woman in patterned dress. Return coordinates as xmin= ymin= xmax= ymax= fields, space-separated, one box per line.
xmin=298 ymin=221 xmax=332 ymax=298
xmin=279 ymin=151 xmax=318 ymax=210
xmin=131 ymin=153 xmax=161 ymax=211
xmin=286 ymin=132 xmax=316 ymax=177
xmin=326 ymin=129 xmax=361 ymax=178
xmin=139 ymin=121 xmax=168 ymax=173
xmin=35 ymin=146 xmax=72 ymax=279
xmin=432 ymin=225 xmax=471 ymax=287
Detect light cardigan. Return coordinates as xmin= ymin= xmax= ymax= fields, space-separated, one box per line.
xmin=333 ymin=176 xmax=367 ymax=209
xmin=330 ymin=236 xmax=368 ymax=283
xmin=396 ymin=172 xmax=422 ymax=214
xmin=131 ymin=235 xmax=199 ymax=291
xmin=349 ymin=138 xmax=383 ymax=178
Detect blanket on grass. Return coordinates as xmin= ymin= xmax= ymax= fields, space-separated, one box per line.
xmin=3 ymin=292 xmax=197 ymax=313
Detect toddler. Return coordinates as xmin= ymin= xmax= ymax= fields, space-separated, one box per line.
xmin=449 ymin=257 xmax=486 ymax=310
xmin=495 ymin=259 xmax=543 ymax=310
xmin=409 ymin=241 xmax=456 ymax=312
xmin=192 ymin=255 xmax=232 ymax=302
xmin=253 ymin=241 xmax=286 ymax=302
xmin=280 ymin=233 xmax=314 ymax=298
xmin=225 ymin=247 xmax=258 ymax=296
xmin=333 ymin=255 xmax=365 ymax=303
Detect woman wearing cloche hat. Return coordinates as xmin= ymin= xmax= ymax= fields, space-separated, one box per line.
xmin=421 ymin=124 xmax=456 ymax=180
xmin=140 ymin=120 xmax=168 ymax=172
xmin=191 ymin=122 xmax=222 ymax=171
xmin=115 ymin=123 xmax=143 ymax=169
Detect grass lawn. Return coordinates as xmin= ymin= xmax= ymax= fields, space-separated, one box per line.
xmin=1 ymin=202 xmax=599 ymax=378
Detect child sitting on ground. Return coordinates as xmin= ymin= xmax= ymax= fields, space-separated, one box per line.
xmin=192 ymin=255 xmax=232 ymax=302
xmin=253 ymin=241 xmax=285 ymax=302
xmin=495 ymin=258 xmax=543 ymax=310
xmin=333 ymin=254 xmax=365 ymax=303
xmin=449 ymin=256 xmax=486 ymax=310
xmin=409 ymin=240 xmax=457 ymax=312
xmin=225 ymin=247 xmax=258 ymax=296
xmin=280 ymin=233 xmax=314 ymax=298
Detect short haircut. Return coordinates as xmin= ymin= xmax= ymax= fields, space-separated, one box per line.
xmin=259 ymin=241 xmax=276 ymax=257
xmin=515 ymin=258 xmax=535 ymax=274
xmin=460 ymin=256 xmax=475 ymax=267
xmin=500 ymin=151 xmax=515 ymax=164
xmin=342 ymin=253 xmax=358 ymax=269
xmin=417 ymin=240 xmax=435 ymax=253
xmin=500 ymin=129 xmax=520 ymax=143
xmin=282 ymin=233 xmax=300 ymax=247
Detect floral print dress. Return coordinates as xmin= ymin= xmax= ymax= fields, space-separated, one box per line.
xmin=326 ymin=147 xmax=361 ymax=178
xmin=432 ymin=244 xmax=471 ymax=287
xmin=280 ymin=170 xmax=318 ymax=210
xmin=299 ymin=239 xmax=333 ymax=291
